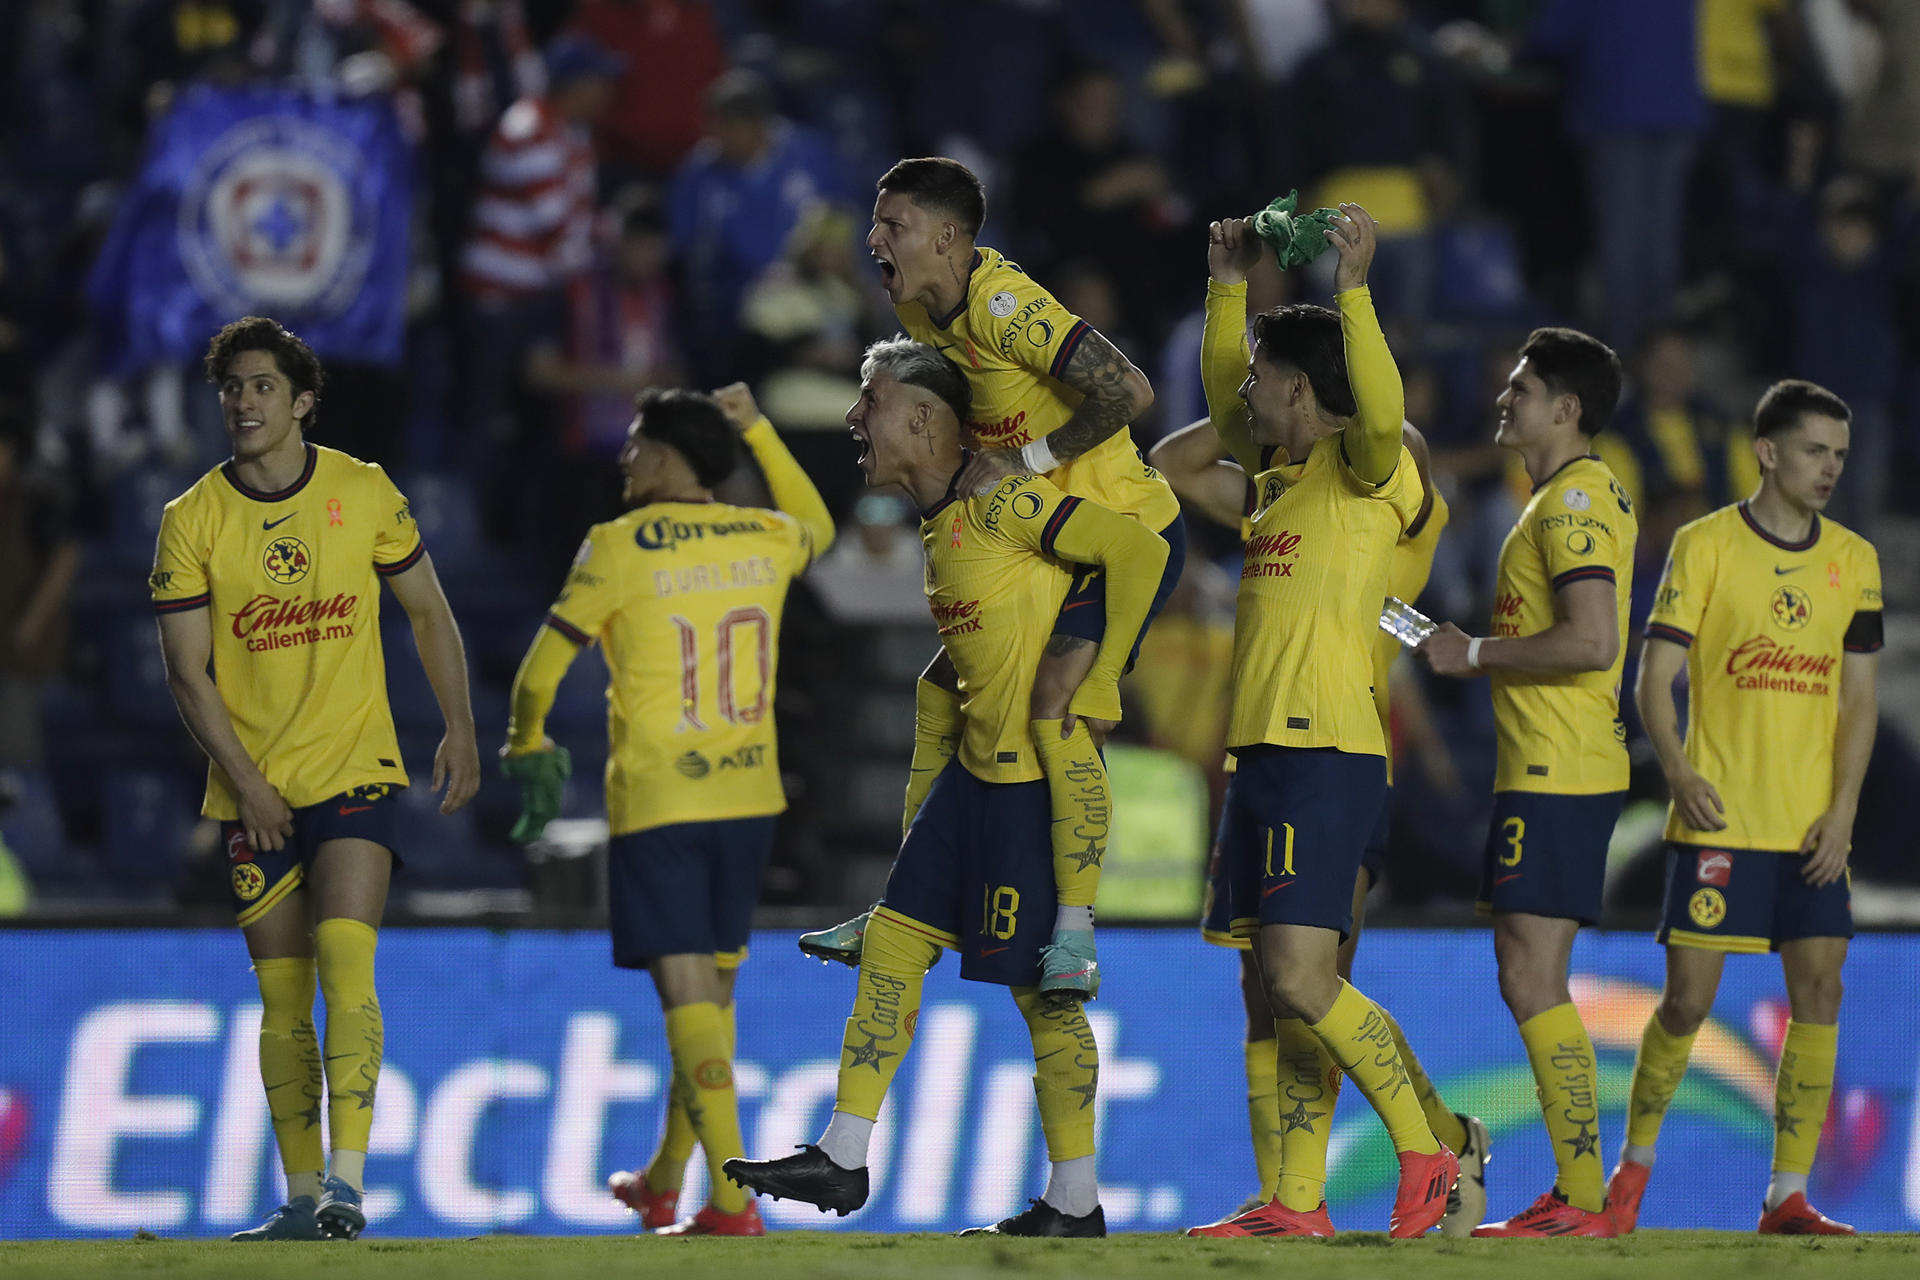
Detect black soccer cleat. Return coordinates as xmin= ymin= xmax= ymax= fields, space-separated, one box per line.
xmin=721 ymin=1146 xmax=870 ymax=1217
xmin=958 ymin=1198 xmax=1107 ymax=1237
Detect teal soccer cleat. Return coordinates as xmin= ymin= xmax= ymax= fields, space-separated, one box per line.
xmin=798 ymin=908 xmax=872 ymax=967
xmin=316 ymin=1175 xmax=367 ymax=1240
xmin=1038 ymin=930 xmax=1099 ymax=1002
xmin=229 ymin=1195 xmax=323 ymax=1241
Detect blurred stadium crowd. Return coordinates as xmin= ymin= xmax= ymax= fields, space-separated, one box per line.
xmin=4 ymin=0 xmax=1920 ymax=922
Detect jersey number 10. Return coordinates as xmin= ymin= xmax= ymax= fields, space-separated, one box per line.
xmin=671 ymin=606 xmax=773 ymax=731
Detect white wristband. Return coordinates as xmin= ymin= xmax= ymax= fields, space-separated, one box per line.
xmin=1467 ymin=636 xmax=1485 ymax=670
xmin=1019 ymin=436 xmax=1059 ymax=474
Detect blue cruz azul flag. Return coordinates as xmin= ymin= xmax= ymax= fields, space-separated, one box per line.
xmin=89 ymin=84 xmax=412 ymax=370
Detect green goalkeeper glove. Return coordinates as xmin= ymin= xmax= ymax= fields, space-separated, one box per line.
xmin=1252 ymin=190 xmax=1340 ymax=271
xmin=500 ymin=746 xmax=572 ymax=844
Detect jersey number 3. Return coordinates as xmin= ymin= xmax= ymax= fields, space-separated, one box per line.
xmin=671 ymin=607 xmax=772 ymax=731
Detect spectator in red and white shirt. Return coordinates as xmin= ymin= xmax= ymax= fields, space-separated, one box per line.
xmin=459 ymin=32 xmax=623 ymax=303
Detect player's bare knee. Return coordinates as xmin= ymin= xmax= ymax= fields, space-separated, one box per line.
xmin=1655 ymin=989 xmax=1713 ymax=1036
xmin=1786 ymin=969 xmax=1843 ymax=1024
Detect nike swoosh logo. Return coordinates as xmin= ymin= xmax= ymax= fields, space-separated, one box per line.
xmin=263 ymin=512 xmax=298 ymax=530
xmin=1774 ymin=564 xmax=1803 ymax=575
xmin=1495 ymin=873 xmax=1522 ymax=885
xmin=338 ymin=805 xmax=374 ymax=816
xmin=1261 ymin=882 xmax=1293 ymax=898
xmin=979 ymin=946 xmax=1009 ymax=957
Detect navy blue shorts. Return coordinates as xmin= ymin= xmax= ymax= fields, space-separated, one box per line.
xmin=222 ymin=782 xmax=403 ymax=926
xmin=606 ymin=816 xmax=776 ymax=969
xmin=1202 ymin=780 xmax=1389 ymax=949
xmin=1658 ymin=844 xmax=1853 ymax=952
xmin=1361 ymin=783 xmax=1393 ymax=887
xmin=1054 ymin=514 xmax=1187 ymax=671
xmin=1477 ymin=790 xmax=1626 ymax=926
xmin=1221 ymin=746 xmax=1386 ymax=940
xmin=881 ymin=760 xmax=1055 ymax=987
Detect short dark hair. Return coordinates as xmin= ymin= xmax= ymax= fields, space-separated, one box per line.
xmin=634 ymin=388 xmax=737 ymax=488
xmin=204 ymin=316 xmax=325 ymax=427
xmin=861 ymin=335 xmax=973 ymax=424
xmin=876 ymin=157 xmax=986 ymax=237
xmin=1754 ymin=379 xmax=1851 ymax=438
xmin=1518 ymin=326 xmax=1621 ymax=435
xmin=1250 ymin=304 xmax=1356 ymax=418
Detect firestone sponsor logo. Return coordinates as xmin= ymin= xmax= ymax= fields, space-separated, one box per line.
xmin=228 ymin=592 xmax=358 ymax=652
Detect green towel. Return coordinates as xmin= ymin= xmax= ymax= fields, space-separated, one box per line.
xmin=1252 ymin=190 xmax=1340 ymax=271
xmin=500 ymin=746 xmax=572 ymax=844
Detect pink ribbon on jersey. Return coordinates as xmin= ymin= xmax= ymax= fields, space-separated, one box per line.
xmin=328 ymin=499 xmax=344 ymax=527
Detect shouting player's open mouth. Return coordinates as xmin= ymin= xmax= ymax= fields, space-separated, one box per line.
xmin=873 ymin=252 xmax=898 ymax=293
xmin=850 ymin=424 xmax=872 ymax=471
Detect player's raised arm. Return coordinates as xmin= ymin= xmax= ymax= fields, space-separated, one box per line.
xmin=384 ymin=549 xmax=481 ymax=814
xmin=1147 ymin=417 xmax=1249 ymax=531
xmin=713 ymin=381 xmax=837 ymax=562
xmin=1326 ymin=204 xmax=1404 ymax=487
xmin=1202 ymin=218 xmax=1264 ymax=474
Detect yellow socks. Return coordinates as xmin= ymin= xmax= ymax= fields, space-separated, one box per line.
xmin=315 ymin=918 xmax=382 ymax=1188
xmin=832 ymin=908 xmax=939 ymax=1125
xmin=1518 ymin=1002 xmax=1605 ymax=1212
xmin=647 ymin=1000 xmax=736 ymax=1192
xmin=1030 ymin=718 xmax=1110 ymax=924
xmin=1624 ymin=1013 xmax=1698 ymax=1151
xmin=663 ymin=1001 xmax=748 ymax=1213
xmin=902 ymin=680 xmax=962 ymax=835
xmin=1273 ymin=1019 xmax=1341 ymax=1211
xmin=1771 ymin=1020 xmax=1837 ymax=1177
xmin=1385 ymin=1006 xmax=1466 ymax=1156
xmin=1244 ymin=1035 xmax=1282 ymax=1200
xmin=1308 ymin=982 xmax=1438 ymax=1155
xmin=253 ymin=957 xmax=324 ymax=1196
xmin=1015 ymin=987 xmax=1099 ymax=1163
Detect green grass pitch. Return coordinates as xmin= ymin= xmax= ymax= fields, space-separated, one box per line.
xmin=2 ymin=1232 xmax=1915 ymax=1280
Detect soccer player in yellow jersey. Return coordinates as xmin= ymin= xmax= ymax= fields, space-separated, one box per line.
xmin=151 ymin=317 xmax=480 ymax=1242
xmin=802 ymin=157 xmax=1186 ymax=996
xmin=500 ymin=383 xmax=833 ymax=1238
xmin=1607 ymin=380 xmax=1879 ymax=1237
xmin=1185 ymin=209 xmax=1457 ymax=1240
xmin=1152 ymin=416 xmax=1491 ymax=1236
xmin=1417 ymin=327 xmax=1634 ymax=1237
xmin=725 ymin=337 xmax=1167 ymax=1237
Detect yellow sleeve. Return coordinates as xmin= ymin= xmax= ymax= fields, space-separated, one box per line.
xmin=742 ymin=416 xmax=835 ymax=567
xmin=1645 ymin=524 xmax=1708 ymax=647
xmin=505 ymin=624 xmax=581 ymax=753
xmin=368 ymin=464 xmax=425 ymax=576
xmin=547 ymin=525 xmax=625 ymax=642
xmin=985 ymin=475 xmax=1170 ymax=720
xmin=1539 ymin=482 xmax=1626 ymax=596
xmin=977 ymin=272 xmax=1088 ymax=380
xmin=1201 ymin=280 xmax=1261 ymax=474
xmin=1336 ymin=285 xmax=1405 ymax=486
xmin=150 ymin=496 xmax=209 ymax=613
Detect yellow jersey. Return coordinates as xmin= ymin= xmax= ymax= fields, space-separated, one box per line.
xmin=896 ymin=246 xmax=1180 ymax=531
xmin=1646 ymin=502 xmax=1882 ymax=850
xmin=546 ymin=499 xmax=817 ymax=835
xmin=923 ymin=470 xmax=1168 ymax=783
xmin=1375 ymin=485 xmax=1450 ymax=782
xmin=150 ymin=444 xmax=420 ymax=819
xmin=1228 ymin=436 xmax=1423 ymax=754
xmin=1489 ymin=455 xmax=1638 ymax=794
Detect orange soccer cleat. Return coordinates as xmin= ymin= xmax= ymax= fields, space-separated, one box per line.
xmin=608 ymin=1170 xmax=680 ymax=1230
xmin=1757 ymin=1192 xmax=1855 ymax=1236
xmin=1390 ymin=1146 xmax=1460 ymax=1238
xmin=654 ymin=1200 xmax=767 ymax=1237
xmin=1187 ymin=1198 xmax=1336 ymax=1239
xmin=1606 ymin=1160 xmax=1650 ymax=1234
xmin=1472 ymin=1189 xmax=1617 ymax=1238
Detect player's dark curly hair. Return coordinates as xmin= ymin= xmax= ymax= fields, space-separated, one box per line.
xmin=877 ymin=157 xmax=986 ymax=236
xmin=1754 ymin=379 xmax=1851 ymax=438
xmin=203 ymin=316 xmax=325 ymax=429
xmin=635 ymin=388 xmax=738 ymax=488
xmin=1518 ymin=326 xmax=1621 ymax=435
xmin=1250 ymin=304 xmax=1356 ymax=418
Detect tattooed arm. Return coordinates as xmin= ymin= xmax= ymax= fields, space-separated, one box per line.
xmin=954 ymin=327 xmax=1154 ymax=494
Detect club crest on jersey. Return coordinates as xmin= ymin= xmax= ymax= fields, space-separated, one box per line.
xmin=988 ymin=290 xmax=1017 ymax=318
xmin=1562 ymin=487 xmax=1591 ymax=511
xmin=1688 ymin=887 xmax=1727 ymax=929
xmin=1696 ymin=849 xmax=1732 ymax=887
xmin=1771 ymin=584 xmax=1812 ymax=631
xmin=262 ymin=535 xmax=311 ymax=585
xmin=1262 ymin=476 xmax=1285 ymax=509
